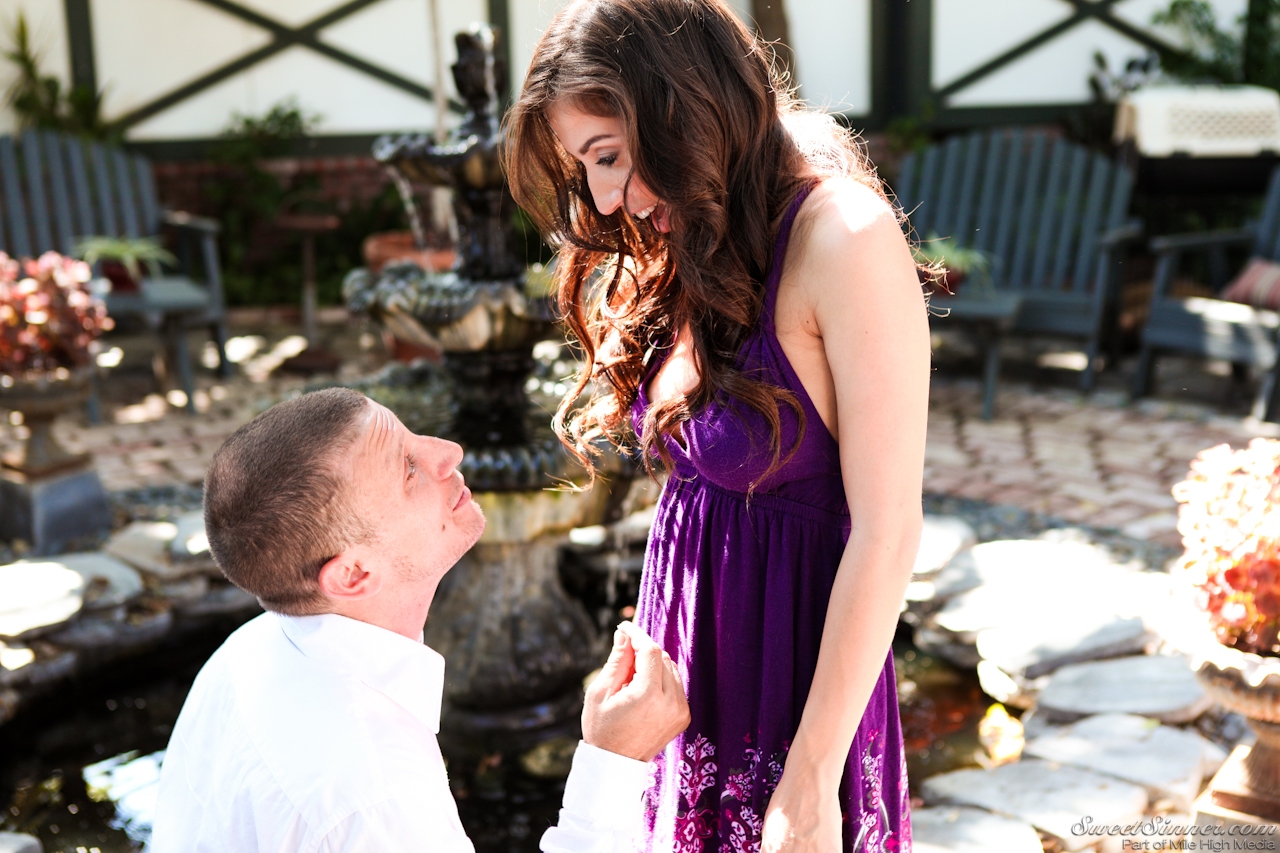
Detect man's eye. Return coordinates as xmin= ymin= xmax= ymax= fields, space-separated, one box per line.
xmin=596 ymin=154 xmax=617 ymax=167
xmin=406 ymin=454 xmax=417 ymax=479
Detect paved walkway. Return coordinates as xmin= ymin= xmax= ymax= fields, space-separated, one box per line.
xmin=925 ymin=377 xmax=1277 ymax=550
xmin=1 ymin=318 xmax=1275 ymax=552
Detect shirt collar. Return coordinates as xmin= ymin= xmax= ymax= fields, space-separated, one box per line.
xmin=274 ymin=612 xmax=445 ymax=733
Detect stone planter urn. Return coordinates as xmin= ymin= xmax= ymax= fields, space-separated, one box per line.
xmin=0 ymin=368 xmax=92 ymax=477
xmin=0 ymin=368 xmax=112 ymax=554
xmin=1193 ymin=638 xmax=1280 ymax=819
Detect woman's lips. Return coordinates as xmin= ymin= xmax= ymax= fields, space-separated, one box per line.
xmin=633 ymin=202 xmax=670 ymax=232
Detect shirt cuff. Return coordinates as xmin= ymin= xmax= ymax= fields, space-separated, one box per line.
xmin=561 ymin=741 xmax=652 ymax=828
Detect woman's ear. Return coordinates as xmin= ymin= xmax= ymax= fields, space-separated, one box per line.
xmin=317 ymin=548 xmax=382 ymax=601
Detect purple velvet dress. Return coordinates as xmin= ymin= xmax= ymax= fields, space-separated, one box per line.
xmin=631 ymin=185 xmax=911 ymax=853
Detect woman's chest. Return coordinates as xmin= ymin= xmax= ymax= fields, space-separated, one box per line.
xmin=645 ymin=281 xmax=838 ymax=442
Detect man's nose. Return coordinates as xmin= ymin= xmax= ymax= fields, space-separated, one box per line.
xmin=425 ymin=437 xmax=464 ymax=478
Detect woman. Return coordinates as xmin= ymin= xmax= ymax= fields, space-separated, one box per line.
xmin=506 ymin=1 xmax=928 ymax=850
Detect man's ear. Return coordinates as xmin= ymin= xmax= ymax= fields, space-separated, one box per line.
xmin=317 ymin=547 xmax=382 ymax=601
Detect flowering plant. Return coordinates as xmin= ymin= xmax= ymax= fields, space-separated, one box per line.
xmin=0 ymin=251 xmax=111 ymax=377
xmin=1173 ymin=438 xmax=1280 ymax=656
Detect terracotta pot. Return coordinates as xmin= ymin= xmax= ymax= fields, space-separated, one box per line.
xmin=101 ymin=260 xmax=139 ymax=293
xmin=362 ymin=231 xmax=455 ymax=275
xmin=0 ymin=368 xmax=93 ymax=478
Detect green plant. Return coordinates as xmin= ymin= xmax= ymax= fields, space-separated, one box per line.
xmin=74 ymin=236 xmax=176 ymax=280
xmin=912 ymin=234 xmax=992 ymax=295
xmin=2 ymin=13 xmax=111 ymax=138
xmin=1151 ymin=0 xmax=1280 ymax=92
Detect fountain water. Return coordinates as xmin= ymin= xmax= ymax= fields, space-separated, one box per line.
xmin=345 ymin=24 xmax=630 ymax=757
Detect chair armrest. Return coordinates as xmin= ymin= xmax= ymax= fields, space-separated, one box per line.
xmin=1098 ymin=219 xmax=1143 ymax=249
xmin=162 ymin=209 xmax=221 ymax=234
xmin=1149 ymin=225 xmax=1256 ymax=256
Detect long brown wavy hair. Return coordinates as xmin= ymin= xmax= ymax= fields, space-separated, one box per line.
xmin=505 ymin=0 xmax=887 ymax=482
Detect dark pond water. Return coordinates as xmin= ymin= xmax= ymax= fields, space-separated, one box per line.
xmin=0 ymin=619 xmax=989 ymax=853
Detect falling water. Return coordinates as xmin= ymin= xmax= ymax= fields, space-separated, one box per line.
xmin=478 ymin=24 xmax=500 ymax=136
xmin=387 ymin=165 xmax=428 ymax=249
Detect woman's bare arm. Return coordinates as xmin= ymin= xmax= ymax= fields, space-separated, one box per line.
xmin=762 ymin=180 xmax=929 ymax=852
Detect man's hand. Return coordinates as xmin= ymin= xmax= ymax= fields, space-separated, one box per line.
xmin=582 ymin=621 xmax=690 ymax=762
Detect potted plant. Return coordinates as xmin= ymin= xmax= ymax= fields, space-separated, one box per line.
xmin=0 ymin=251 xmax=112 ymax=476
xmin=74 ymin=235 xmax=176 ymax=293
xmin=1172 ymin=439 xmax=1280 ymax=764
xmin=913 ymin=234 xmax=993 ymax=297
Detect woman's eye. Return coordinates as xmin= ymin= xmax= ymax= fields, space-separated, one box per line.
xmin=596 ymin=154 xmax=617 ymax=167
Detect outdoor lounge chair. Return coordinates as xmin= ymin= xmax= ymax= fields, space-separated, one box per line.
xmin=895 ymin=129 xmax=1140 ymax=419
xmin=1133 ymin=165 xmax=1280 ymax=421
xmin=0 ymin=129 xmax=229 ymax=414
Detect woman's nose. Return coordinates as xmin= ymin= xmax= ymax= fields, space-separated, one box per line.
xmin=590 ymin=178 xmax=622 ymax=216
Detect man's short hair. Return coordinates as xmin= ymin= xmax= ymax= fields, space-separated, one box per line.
xmin=204 ymin=387 xmax=372 ymax=615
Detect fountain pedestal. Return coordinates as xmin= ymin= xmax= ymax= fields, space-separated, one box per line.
xmin=346 ymin=24 xmax=634 ymax=759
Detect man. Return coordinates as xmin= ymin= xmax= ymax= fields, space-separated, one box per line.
xmin=151 ymin=387 xmax=688 ymax=852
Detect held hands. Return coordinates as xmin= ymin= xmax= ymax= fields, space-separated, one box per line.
xmin=581 ymin=621 xmax=690 ymax=762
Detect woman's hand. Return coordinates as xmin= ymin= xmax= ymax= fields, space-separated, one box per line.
xmin=760 ymin=759 xmax=843 ymax=852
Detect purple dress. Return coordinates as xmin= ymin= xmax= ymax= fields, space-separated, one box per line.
xmin=632 ymin=185 xmax=911 ymax=853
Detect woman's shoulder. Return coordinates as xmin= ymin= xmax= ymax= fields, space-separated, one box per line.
xmin=799 ymin=176 xmax=899 ymax=245
xmin=788 ymin=177 xmax=911 ymax=278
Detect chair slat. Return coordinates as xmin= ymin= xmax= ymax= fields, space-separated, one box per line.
xmin=972 ymin=131 xmax=1005 ymax=254
xmin=1105 ymin=161 xmax=1132 ymax=231
xmin=932 ymin=135 xmax=966 ymax=240
xmin=112 ymin=149 xmax=140 ymax=237
xmin=1049 ymin=146 xmax=1089 ymax=291
xmin=0 ymin=137 xmax=31 ymax=257
xmin=951 ymin=132 xmax=985 ymax=246
xmin=990 ymin=129 xmax=1026 ymax=287
xmin=134 ymin=156 xmax=161 ymax=236
xmin=896 ymin=152 xmax=918 ymax=213
xmin=1071 ymin=155 xmax=1112 ymax=293
xmin=90 ymin=144 xmax=118 ymax=236
xmin=42 ymin=132 xmax=75 ymax=254
xmin=1009 ymin=132 xmax=1048 ymax=289
xmin=1257 ymin=166 xmax=1280 ymax=260
xmin=21 ymin=131 xmax=53 ymax=252
xmin=914 ymin=146 xmax=942 ymax=237
xmin=65 ymin=136 xmax=97 ymax=238
xmin=1029 ymin=140 xmax=1069 ymax=289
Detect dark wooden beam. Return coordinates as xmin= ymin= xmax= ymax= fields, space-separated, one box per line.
xmin=111 ymin=0 xmax=463 ymax=130
xmin=63 ymin=0 xmax=96 ymax=93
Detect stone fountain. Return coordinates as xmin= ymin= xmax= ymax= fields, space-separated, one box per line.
xmin=344 ymin=24 xmax=628 ymax=757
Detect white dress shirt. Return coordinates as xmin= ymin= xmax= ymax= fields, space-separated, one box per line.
xmin=150 ymin=612 xmax=651 ymax=853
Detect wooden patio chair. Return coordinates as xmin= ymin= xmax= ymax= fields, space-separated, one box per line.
xmin=0 ymin=129 xmax=229 ymax=414
xmin=1133 ymin=165 xmax=1280 ymax=421
xmin=895 ymin=129 xmax=1141 ymax=418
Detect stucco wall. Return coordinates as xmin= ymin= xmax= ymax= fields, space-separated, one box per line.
xmin=0 ymin=0 xmax=1254 ymax=143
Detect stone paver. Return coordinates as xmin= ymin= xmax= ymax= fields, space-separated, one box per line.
xmin=1036 ymin=654 xmax=1212 ymax=724
xmin=911 ymin=806 xmax=1044 ymax=853
xmin=1023 ymin=713 xmax=1227 ymax=812
xmin=921 ymin=758 xmax=1149 ymax=851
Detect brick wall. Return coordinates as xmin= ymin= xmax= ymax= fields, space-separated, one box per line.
xmin=152 ymin=156 xmax=397 ymax=217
